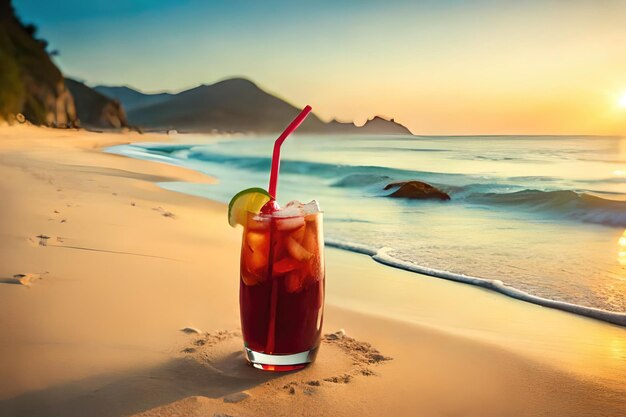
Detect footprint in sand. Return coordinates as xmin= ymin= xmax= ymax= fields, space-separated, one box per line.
xmin=223 ymin=392 xmax=251 ymax=403
xmin=29 ymin=235 xmax=64 ymax=247
xmin=179 ymin=329 xmax=392 ymax=397
xmin=49 ymin=210 xmax=67 ymax=223
xmin=180 ymin=327 xmax=204 ymax=335
xmin=36 ymin=234 xmax=50 ymax=246
xmin=0 ymin=273 xmax=44 ymax=286
xmin=153 ymin=206 xmax=176 ymax=218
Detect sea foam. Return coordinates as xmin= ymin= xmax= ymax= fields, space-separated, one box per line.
xmin=326 ymin=239 xmax=626 ymax=327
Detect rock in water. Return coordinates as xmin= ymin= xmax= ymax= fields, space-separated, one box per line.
xmin=383 ymin=181 xmax=451 ymax=201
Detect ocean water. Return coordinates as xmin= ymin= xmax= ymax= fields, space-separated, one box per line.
xmin=108 ymin=134 xmax=626 ymax=324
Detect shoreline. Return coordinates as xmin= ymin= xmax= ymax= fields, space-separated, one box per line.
xmin=328 ymin=240 xmax=626 ymax=327
xmin=0 ymin=125 xmax=624 ymax=416
xmin=109 ymin=141 xmax=626 ymax=328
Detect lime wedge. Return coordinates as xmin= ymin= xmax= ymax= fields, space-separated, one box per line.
xmin=228 ymin=187 xmax=272 ymax=227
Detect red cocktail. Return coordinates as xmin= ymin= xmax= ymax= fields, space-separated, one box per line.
xmin=240 ymin=203 xmax=324 ymax=370
xmin=228 ymin=105 xmax=321 ymax=370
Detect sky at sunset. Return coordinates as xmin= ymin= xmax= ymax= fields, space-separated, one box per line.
xmin=13 ymin=0 xmax=626 ymax=135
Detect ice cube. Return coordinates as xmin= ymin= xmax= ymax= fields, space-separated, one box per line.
xmin=273 ymin=257 xmax=300 ymax=275
xmin=302 ymin=226 xmax=318 ymax=253
xmin=248 ymin=215 xmax=270 ymax=230
xmin=284 ymin=270 xmax=303 ymax=293
xmin=272 ymin=200 xmax=319 ymax=224
xmin=291 ymin=225 xmax=306 ymax=242
xmin=285 ymin=200 xmax=304 ymax=208
xmin=275 ymin=216 xmax=305 ymax=231
xmin=247 ymin=249 xmax=268 ymax=272
xmin=241 ymin=269 xmax=260 ymax=286
xmin=303 ymin=200 xmax=321 ymax=214
xmin=286 ymin=236 xmax=313 ymax=261
xmin=246 ymin=231 xmax=268 ymax=252
xmin=273 ymin=205 xmax=304 ymax=218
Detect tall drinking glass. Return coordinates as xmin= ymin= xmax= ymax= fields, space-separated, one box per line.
xmin=239 ymin=209 xmax=325 ymax=371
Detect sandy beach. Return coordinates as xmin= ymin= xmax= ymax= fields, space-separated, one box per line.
xmin=0 ymin=125 xmax=625 ymax=417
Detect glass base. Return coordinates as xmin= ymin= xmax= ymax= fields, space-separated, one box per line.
xmin=244 ymin=345 xmax=319 ymax=372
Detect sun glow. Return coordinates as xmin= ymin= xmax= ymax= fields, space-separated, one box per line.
xmin=618 ymin=92 xmax=626 ymax=109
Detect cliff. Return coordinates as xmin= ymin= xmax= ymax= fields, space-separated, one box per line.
xmin=65 ymin=78 xmax=128 ymax=129
xmin=0 ymin=0 xmax=76 ymax=126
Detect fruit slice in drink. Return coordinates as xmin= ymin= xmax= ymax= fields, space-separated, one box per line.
xmin=228 ymin=188 xmax=271 ymax=227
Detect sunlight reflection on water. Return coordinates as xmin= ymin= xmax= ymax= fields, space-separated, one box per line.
xmin=617 ymin=230 xmax=626 ymax=266
xmin=609 ymin=338 xmax=626 ymax=362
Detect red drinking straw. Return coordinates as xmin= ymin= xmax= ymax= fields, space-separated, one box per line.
xmin=268 ymin=105 xmax=312 ymax=199
xmin=264 ymin=105 xmax=312 ymax=355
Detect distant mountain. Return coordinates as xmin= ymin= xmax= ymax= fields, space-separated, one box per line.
xmin=358 ymin=116 xmax=413 ymax=135
xmin=0 ymin=0 xmax=76 ymax=126
xmin=100 ymin=78 xmax=413 ymax=135
xmin=65 ymin=78 xmax=128 ymax=129
xmin=94 ymin=85 xmax=172 ymax=112
xmin=124 ymin=78 xmax=327 ymax=133
xmin=327 ymin=116 xmax=413 ymax=135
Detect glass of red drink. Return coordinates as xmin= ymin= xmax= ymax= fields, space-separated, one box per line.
xmin=239 ymin=203 xmax=325 ymax=371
